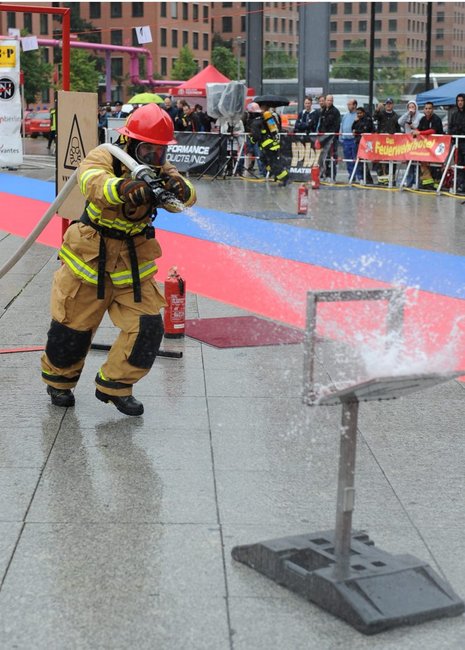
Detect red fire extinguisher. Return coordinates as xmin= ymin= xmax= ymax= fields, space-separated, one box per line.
xmin=297 ymin=183 xmax=309 ymax=214
xmin=163 ymin=267 xmax=186 ymax=338
xmin=311 ymin=138 xmax=321 ymax=189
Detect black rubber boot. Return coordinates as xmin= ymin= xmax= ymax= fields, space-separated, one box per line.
xmin=47 ymin=385 xmax=75 ymax=407
xmin=95 ymin=389 xmax=144 ymax=416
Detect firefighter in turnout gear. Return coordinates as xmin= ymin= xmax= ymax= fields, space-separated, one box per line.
xmin=41 ymin=103 xmax=196 ymax=416
xmin=249 ymin=102 xmax=289 ymax=185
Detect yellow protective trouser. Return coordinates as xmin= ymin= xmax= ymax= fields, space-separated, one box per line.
xmin=41 ymin=264 xmax=166 ymax=397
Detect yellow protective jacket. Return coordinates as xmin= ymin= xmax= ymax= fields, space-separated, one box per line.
xmin=59 ymin=146 xmax=181 ymax=297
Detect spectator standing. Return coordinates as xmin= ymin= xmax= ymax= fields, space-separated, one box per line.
xmin=448 ymin=93 xmax=465 ymax=194
xmin=352 ymin=106 xmax=374 ymax=184
xmin=294 ymin=96 xmax=318 ymax=134
xmin=411 ymin=101 xmax=444 ymax=190
xmin=318 ymin=94 xmax=341 ymax=181
xmin=174 ymin=102 xmax=195 ymax=131
xmin=340 ymin=98 xmax=358 ymax=180
xmin=373 ymin=98 xmax=400 ymax=185
xmin=192 ymin=104 xmax=213 ymax=132
xmin=47 ymin=101 xmax=56 ymax=152
xmin=98 ymin=105 xmax=108 ymax=144
xmin=243 ymin=102 xmax=266 ymax=176
xmin=398 ymin=100 xmax=421 ymax=187
xmin=112 ymin=101 xmax=125 ymax=118
xmin=162 ymin=96 xmax=178 ymax=123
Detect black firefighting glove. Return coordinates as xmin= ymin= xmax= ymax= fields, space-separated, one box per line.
xmin=161 ymin=174 xmax=197 ymax=208
xmin=118 ymin=178 xmax=152 ymax=206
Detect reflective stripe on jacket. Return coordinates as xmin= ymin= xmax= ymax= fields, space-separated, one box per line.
xmin=58 ymin=242 xmax=158 ymax=288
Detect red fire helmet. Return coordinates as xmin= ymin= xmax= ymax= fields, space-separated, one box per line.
xmin=117 ymin=103 xmax=176 ymax=145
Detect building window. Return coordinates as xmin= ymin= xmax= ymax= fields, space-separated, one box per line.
xmin=89 ymin=3 xmax=101 ymax=19
xmin=374 ymin=20 xmax=382 ymax=31
xmin=193 ymin=4 xmax=199 ymax=21
xmin=389 ymin=2 xmax=397 ymax=11
xmin=437 ymin=12 xmax=445 ymax=22
xmin=171 ymin=3 xmax=178 ymax=19
xmin=343 ymin=40 xmax=352 ymax=50
xmin=132 ymin=2 xmax=144 ymax=17
xmin=161 ymin=57 xmax=167 ymax=76
xmin=289 ymin=19 xmax=293 ymax=35
xmin=330 ymin=21 xmax=337 ymax=32
xmin=203 ymin=33 xmax=209 ymax=50
xmin=281 ymin=18 xmax=286 ymax=33
xmin=193 ymin=32 xmax=199 ymax=49
xmin=93 ymin=30 xmax=102 ymax=43
xmin=222 ymin=16 xmax=232 ymax=32
xmin=6 ymin=11 xmax=15 ymax=28
xmin=330 ymin=40 xmax=337 ymax=50
xmin=222 ymin=1 xmax=233 ymax=5
xmin=241 ymin=16 xmax=246 ymax=31
xmin=160 ymin=27 xmax=167 ymax=47
xmin=389 ymin=19 xmax=397 ymax=31
xmin=330 ymin=4 xmax=338 ymax=15
xmin=359 ymin=2 xmax=367 ymax=13
xmin=344 ymin=21 xmax=352 ymax=33
xmin=23 ymin=12 xmax=32 ymax=33
xmin=203 ymin=6 xmax=209 ymax=23
xmin=182 ymin=30 xmax=188 ymax=46
xmin=182 ymin=3 xmax=188 ymax=19
xmin=374 ymin=2 xmax=382 ymax=11
xmin=274 ymin=17 xmax=278 ymax=31
xmin=110 ymin=3 xmax=122 ymax=19
xmin=111 ymin=57 xmax=123 ymax=77
xmin=388 ymin=38 xmax=396 ymax=48
xmin=437 ymin=29 xmax=444 ymax=40
xmin=41 ymin=49 xmax=49 ymax=63
xmin=160 ymin=3 xmax=166 ymax=17
xmin=40 ymin=14 xmax=48 ymax=34
xmin=359 ymin=20 xmax=367 ymax=32
xmin=374 ymin=38 xmax=381 ymax=49
xmin=436 ymin=45 xmax=444 ymax=56
xmin=265 ymin=16 xmax=270 ymax=31
xmin=172 ymin=29 xmax=178 ymax=47
xmin=111 ymin=30 xmax=123 ymax=45
xmin=344 ymin=3 xmax=352 ymax=14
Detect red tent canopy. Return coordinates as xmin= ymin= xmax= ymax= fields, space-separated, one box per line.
xmin=170 ymin=65 xmax=231 ymax=97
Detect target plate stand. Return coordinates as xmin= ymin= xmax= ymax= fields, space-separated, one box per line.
xmin=232 ymin=290 xmax=465 ymax=635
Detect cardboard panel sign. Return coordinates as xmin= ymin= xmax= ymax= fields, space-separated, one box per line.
xmin=56 ymin=90 xmax=98 ymax=220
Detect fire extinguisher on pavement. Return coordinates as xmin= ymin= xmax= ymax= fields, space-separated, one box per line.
xmin=297 ymin=183 xmax=309 ymax=214
xmin=163 ymin=267 xmax=186 ymax=338
xmin=311 ymin=138 xmax=321 ymax=189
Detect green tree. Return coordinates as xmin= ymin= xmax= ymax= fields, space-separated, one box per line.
xmin=374 ymin=48 xmax=408 ymax=101
xmin=212 ymin=46 xmax=239 ymax=79
xmin=263 ymin=47 xmax=297 ymax=78
xmin=331 ymin=40 xmax=370 ymax=79
xmin=212 ymin=32 xmax=232 ymax=50
xmin=171 ymin=46 xmax=198 ymax=80
xmin=69 ymin=48 xmax=100 ymax=92
xmin=21 ymin=48 xmax=53 ymax=106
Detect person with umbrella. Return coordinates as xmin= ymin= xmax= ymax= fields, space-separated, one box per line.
xmin=249 ymin=96 xmax=290 ymax=185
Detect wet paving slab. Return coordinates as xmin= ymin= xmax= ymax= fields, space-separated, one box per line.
xmin=0 ymin=141 xmax=465 ymax=648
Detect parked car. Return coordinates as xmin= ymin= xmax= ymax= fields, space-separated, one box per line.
xmin=23 ymin=110 xmax=51 ymax=137
xmin=276 ymin=102 xmax=298 ymax=132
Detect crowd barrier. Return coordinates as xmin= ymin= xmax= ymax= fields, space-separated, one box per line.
xmin=103 ymin=122 xmax=465 ymax=194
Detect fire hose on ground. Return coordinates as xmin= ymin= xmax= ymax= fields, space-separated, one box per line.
xmin=0 ymin=143 xmax=182 ymax=358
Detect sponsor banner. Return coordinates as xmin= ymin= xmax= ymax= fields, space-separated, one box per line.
xmin=358 ymin=133 xmax=451 ymax=163
xmin=280 ymin=134 xmax=335 ymax=181
xmin=0 ymin=40 xmax=22 ymax=167
xmin=167 ymin=132 xmax=226 ymax=175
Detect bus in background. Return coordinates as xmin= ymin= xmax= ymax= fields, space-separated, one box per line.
xmin=403 ymin=72 xmax=465 ymax=101
xmin=262 ymin=78 xmax=372 ymax=101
